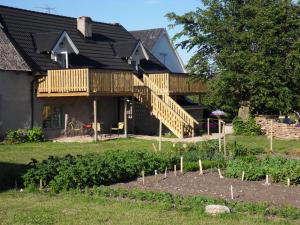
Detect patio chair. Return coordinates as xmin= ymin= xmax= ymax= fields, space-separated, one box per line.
xmin=110 ymin=122 xmax=124 ymax=136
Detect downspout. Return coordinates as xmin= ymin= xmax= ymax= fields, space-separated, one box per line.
xmin=30 ymin=75 xmax=40 ymax=129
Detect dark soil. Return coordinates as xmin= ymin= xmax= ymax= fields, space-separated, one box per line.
xmin=111 ymin=170 xmax=300 ymax=208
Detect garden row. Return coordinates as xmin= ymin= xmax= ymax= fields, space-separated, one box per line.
xmin=22 ymin=141 xmax=300 ymax=192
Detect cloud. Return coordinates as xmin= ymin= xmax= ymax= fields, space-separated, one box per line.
xmin=144 ymin=0 xmax=159 ymax=5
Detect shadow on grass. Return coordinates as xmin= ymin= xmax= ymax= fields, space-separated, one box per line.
xmin=0 ymin=162 xmax=28 ymax=191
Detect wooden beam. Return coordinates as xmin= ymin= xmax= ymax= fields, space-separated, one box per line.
xmin=124 ymin=98 xmax=128 ymax=137
xmin=93 ymin=99 xmax=98 ymax=142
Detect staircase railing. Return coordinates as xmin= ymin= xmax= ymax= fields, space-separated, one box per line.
xmin=143 ymin=75 xmax=199 ymax=134
xmin=133 ymin=75 xmax=187 ymax=138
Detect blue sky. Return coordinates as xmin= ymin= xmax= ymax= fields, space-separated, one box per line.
xmin=0 ymin=0 xmax=202 ymax=64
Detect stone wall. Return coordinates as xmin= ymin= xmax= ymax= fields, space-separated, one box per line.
xmin=256 ymin=116 xmax=300 ymax=140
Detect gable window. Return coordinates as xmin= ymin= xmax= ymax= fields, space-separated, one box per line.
xmin=42 ymin=105 xmax=64 ymax=129
xmin=55 ymin=52 xmax=68 ymax=68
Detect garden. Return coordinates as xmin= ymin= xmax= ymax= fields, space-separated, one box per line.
xmin=2 ymin=124 xmax=300 ymax=224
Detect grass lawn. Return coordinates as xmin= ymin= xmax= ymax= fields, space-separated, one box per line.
xmin=228 ymin=135 xmax=300 ymax=153
xmin=0 ymin=138 xmax=173 ymax=164
xmin=0 ymin=191 xmax=293 ymax=225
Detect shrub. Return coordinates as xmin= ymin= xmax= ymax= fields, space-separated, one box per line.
xmin=5 ymin=129 xmax=28 ymax=144
xmin=27 ymin=127 xmax=45 ymax=142
xmin=233 ymin=116 xmax=261 ymax=136
xmin=5 ymin=127 xmax=45 ymax=144
xmin=227 ymin=141 xmax=264 ymax=158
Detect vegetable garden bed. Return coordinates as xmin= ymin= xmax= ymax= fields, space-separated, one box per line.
xmin=111 ymin=170 xmax=300 ymax=209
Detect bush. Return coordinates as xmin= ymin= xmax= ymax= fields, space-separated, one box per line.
xmin=5 ymin=129 xmax=28 ymax=144
xmin=5 ymin=127 xmax=45 ymax=144
xmin=27 ymin=127 xmax=45 ymax=142
xmin=227 ymin=141 xmax=264 ymax=158
xmin=233 ymin=116 xmax=261 ymax=136
xmin=23 ymin=150 xmax=179 ymax=192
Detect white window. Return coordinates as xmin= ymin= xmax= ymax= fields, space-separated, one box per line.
xmin=55 ymin=52 xmax=68 ymax=68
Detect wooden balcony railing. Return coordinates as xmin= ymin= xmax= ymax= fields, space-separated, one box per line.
xmin=37 ymin=69 xmax=135 ymax=97
xmin=148 ymin=73 xmax=207 ymax=95
xmin=37 ymin=69 xmax=207 ymax=97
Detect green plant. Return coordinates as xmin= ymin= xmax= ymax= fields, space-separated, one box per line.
xmin=5 ymin=128 xmax=45 ymax=144
xmin=233 ymin=117 xmax=261 ymax=136
xmin=27 ymin=127 xmax=45 ymax=142
xmin=23 ymin=150 xmax=179 ymax=192
xmin=5 ymin=129 xmax=28 ymax=144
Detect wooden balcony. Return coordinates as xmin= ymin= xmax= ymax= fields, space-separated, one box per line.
xmin=37 ymin=68 xmax=135 ymax=97
xmin=148 ymin=73 xmax=207 ymax=95
xmin=37 ymin=69 xmax=207 ymax=97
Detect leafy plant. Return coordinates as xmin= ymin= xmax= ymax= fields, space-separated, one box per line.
xmin=5 ymin=128 xmax=45 ymax=144
xmin=233 ymin=117 xmax=261 ymax=136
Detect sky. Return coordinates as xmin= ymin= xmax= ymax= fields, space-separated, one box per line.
xmin=0 ymin=0 xmax=203 ymax=64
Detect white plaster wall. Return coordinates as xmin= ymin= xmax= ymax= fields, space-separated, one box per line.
xmin=0 ymin=70 xmax=32 ymax=136
xmin=152 ymin=34 xmax=186 ymax=73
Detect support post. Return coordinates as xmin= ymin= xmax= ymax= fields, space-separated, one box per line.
xmin=223 ymin=122 xmax=226 ymax=158
xmin=218 ymin=119 xmax=222 ymax=152
xmin=132 ymin=100 xmax=135 ymax=134
xmin=207 ymin=118 xmax=210 ymax=135
xmin=64 ymin=113 xmax=68 ymax=135
xmin=270 ymin=119 xmax=273 ymax=152
xmin=93 ymin=99 xmax=98 ymax=142
xmin=159 ymin=120 xmax=162 ymax=151
xmin=124 ymin=98 xmax=128 ymax=138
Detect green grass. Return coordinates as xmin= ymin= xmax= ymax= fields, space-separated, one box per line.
xmin=227 ymin=135 xmax=300 ymax=153
xmin=0 ymin=138 xmax=173 ymax=164
xmin=0 ymin=191 xmax=294 ymax=225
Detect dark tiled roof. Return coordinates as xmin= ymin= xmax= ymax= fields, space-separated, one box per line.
xmin=130 ymin=28 xmax=164 ymax=50
xmin=0 ymin=28 xmax=30 ymax=71
xmin=113 ymin=40 xmax=139 ymax=58
xmin=0 ymin=5 xmax=168 ymax=73
xmin=33 ymin=31 xmax=63 ymax=53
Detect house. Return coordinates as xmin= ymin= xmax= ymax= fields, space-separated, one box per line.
xmin=0 ymin=5 xmax=206 ymax=140
xmin=131 ymin=28 xmax=186 ymax=73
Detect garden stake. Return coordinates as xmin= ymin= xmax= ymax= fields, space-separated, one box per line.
xmin=39 ymin=179 xmax=43 ymax=190
xmin=218 ymin=119 xmax=222 ymax=152
xmin=180 ymin=156 xmax=183 ymax=174
xmin=142 ymin=171 xmax=145 ymax=185
xmin=207 ymin=118 xmax=210 ymax=135
xmin=152 ymin=143 xmax=158 ymax=152
xmin=223 ymin=122 xmax=226 ymax=158
xmin=164 ymin=167 xmax=167 ymax=179
xmin=218 ymin=168 xmax=224 ymax=179
xmin=287 ymin=178 xmax=290 ymax=187
xmin=242 ymin=171 xmax=245 ymax=181
xmin=230 ymin=185 xmax=234 ymax=200
xmin=199 ymin=160 xmax=203 ymax=175
xmin=264 ymin=174 xmax=270 ymax=186
xmin=174 ymin=165 xmax=177 ymax=176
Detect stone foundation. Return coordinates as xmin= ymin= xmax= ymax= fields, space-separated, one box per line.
xmin=256 ymin=116 xmax=300 ymax=140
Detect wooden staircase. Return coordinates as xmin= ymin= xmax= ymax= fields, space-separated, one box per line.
xmin=133 ymin=75 xmax=199 ymax=138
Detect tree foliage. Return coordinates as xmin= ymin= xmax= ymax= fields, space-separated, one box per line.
xmin=167 ymin=0 xmax=300 ymax=114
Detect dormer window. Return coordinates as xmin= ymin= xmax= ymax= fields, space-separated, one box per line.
xmin=34 ymin=31 xmax=79 ymax=69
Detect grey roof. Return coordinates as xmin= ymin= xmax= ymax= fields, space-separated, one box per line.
xmin=130 ymin=28 xmax=165 ymax=50
xmin=113 ymin=40 xmax=139 ymax=58
xmin=0 ymin=5 xmax=169 ymax=73
xmin=0 ymin=28 xmax=30 ymax=71
xmin=33 ymin=31 xmax=63 ymax=53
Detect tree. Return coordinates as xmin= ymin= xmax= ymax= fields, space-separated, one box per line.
xmin=167 ymin=0 xmax=300 ymax=115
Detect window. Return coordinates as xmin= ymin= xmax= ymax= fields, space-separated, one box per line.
xmin=42 ymin=105 xmax=63 ymax=129
xmin=55 ymin=52 xmax=68 ymax=68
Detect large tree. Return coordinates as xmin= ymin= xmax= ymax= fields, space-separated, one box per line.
xmin=167 ymin=0 xmax=300 ymax=115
